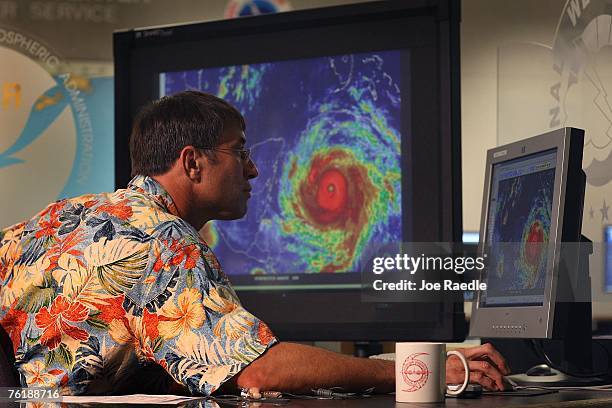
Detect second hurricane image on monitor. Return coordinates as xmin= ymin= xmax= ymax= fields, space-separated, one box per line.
xmin=160 ymin=50 xmax=404 ymax=288
xmin=482 ymin=150 xmax=557 ymax=306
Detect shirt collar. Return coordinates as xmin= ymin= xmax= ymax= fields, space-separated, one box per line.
xmin=128 ymin=175 xmax=180 ymax=217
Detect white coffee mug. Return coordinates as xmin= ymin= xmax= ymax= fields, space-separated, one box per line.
xmin=395 ymin=342 xmax=469 ymax=403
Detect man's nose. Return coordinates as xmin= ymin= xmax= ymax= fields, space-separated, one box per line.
xmin=245 ymin=158 xmax=259 ymax=179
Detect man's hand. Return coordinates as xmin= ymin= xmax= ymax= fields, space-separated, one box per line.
xmin=446 ymin=343 xmax=510 ymax=391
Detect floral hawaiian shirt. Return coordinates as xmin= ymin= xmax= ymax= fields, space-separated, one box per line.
xmin=0 ymin=175 xmax=277 ymax=395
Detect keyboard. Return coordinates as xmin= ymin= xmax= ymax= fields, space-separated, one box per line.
xmin=369 ymin=353 xmax=396 ymax=361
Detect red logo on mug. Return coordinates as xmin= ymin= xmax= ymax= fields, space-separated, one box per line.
xmin=401 ymin=352 xmax=431 ymax=392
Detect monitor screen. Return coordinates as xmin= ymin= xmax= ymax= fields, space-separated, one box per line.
xmin=481 ymin=149 xmax=557 ymax=307
xmin=159 ymin=50 xmax=403 ymax=290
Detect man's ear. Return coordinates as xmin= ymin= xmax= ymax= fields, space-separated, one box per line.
xmin=180 ymin=146 xmax=203 ymax=181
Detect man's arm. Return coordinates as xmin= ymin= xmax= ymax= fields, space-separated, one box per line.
xmin=235 ymin=342 xmax=394 ymax=393
xmin=232 ymin=342 xmax=510 ymax=393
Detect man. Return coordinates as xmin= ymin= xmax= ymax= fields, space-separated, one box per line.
xmin=0 ymin=91 xmax=509 ymax=395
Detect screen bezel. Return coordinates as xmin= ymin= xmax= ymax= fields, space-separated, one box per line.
xmin=114 ymin=0 xmax=465 ymax=341
xmin=470 ymin=128 xmax=579 ymax=339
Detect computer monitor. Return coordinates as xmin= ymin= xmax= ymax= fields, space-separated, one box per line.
xmin=470 ymin=127 xmax=586 ymax=340
xmin=114 ymin=0 xmax=466 ymax=342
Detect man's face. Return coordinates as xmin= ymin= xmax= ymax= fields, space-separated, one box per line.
xmin=198 ymin=125 xmax=258 ymax=220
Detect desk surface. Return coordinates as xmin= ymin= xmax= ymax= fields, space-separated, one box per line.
xmin=231 ymin=392 xmax=612 ymax=408
xmin=255 ymin=393 xmax=612 ymax=408
xmin=280 ymin=393 xmax=612 ymax=408
xmin=3 ymin=392 xmax=612 ymax=408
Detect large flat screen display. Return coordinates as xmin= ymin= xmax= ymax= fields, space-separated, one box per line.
xmin=114 ymin=0 xmax=464 ymax=341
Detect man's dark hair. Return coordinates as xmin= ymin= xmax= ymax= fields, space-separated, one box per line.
xmin=130 ymin=91 xmax=246 ymax=176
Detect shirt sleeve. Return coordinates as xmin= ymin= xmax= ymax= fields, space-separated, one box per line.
xmin=144 ymin=240 xmax=278 ymax=396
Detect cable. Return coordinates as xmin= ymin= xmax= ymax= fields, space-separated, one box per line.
xmin=595 ymin=339 xmax=612 ymax=368
xmin=199 ymin=395 xmax=289 ymax=407
xmin=536 ymin=339 xmax=611 ymax=378
xmin=528 ymin=339 xmax=611 ymax=379
xmin=532 ymin=339 xmax=602 ymax=378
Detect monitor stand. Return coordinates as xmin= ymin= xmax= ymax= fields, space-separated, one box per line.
xmin=509 ymin=237 xmax=610 ymax=386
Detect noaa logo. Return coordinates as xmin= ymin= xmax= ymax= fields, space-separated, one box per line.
xmin=0 ymin=27 xmax=100 ymax=229
xmin=0 ymin=30 xmax=78 ymax=226
xmin=551 ymin=0 xmax=612 ymax=186
xmin=401 ymin=352 xmax=431 ymax=392
xmin=224 ymin=0 xmax=291 ymax=18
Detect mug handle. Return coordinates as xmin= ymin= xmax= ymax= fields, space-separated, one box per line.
xmin=446 ymin=350 xmax=470 ymax=396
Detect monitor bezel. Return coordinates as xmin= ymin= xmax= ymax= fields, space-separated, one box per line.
xmin=470 ymin=128 xmax=582 ymax=339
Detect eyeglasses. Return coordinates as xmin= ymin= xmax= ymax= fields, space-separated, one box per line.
xmin=198 ymin=147 xmax=252 ymax=162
